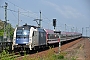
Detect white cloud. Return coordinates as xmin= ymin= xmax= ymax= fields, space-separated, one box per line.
xmin=42 ymin=0 xmax=84 ymax=18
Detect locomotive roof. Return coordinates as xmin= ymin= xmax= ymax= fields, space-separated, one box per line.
xmin=44 ymin=29 xmax=55 ymax=34
xmin=37 ymin=28 xmax=46 ymax=32
xmin=23 ymin=24 xmax=39 ymax=28
xmin=17 ymin=24 xmax=40 ymax=29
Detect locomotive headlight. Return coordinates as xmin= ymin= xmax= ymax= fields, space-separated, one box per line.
xmin=29 ymin=39 xmax=31 ymax=42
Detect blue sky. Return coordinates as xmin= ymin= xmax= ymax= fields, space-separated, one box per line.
xmin=0 ymin=0 xmax=90 ymax=36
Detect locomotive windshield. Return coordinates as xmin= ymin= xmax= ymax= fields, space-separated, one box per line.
xmin=16 ymin=27 xmax=30 ymax=39
xmin=16 ymin=26 xmax=30 ymax=35
xmin=16 ymin=26 xmax=30 ymax=44
xmin=16 ymin=30 xmax=30 ymax=35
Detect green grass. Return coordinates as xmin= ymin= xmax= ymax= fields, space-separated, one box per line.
xmin=22 ymin=47 xmax=67 ymax=60
xmin=0 ymin=47 xmax=16 ymax=60
xmin=0 ymin=47 xmax=76 ymax=60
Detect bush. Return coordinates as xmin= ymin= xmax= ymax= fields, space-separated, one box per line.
xmin=57 ymin=54 xmax=64 ymax=59
xmin=0 ymin=50 xmax=16 ymax=60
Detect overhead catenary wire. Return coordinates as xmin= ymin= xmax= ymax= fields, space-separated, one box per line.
xmin=1 ymin=1 xmax=80 ymax=32
xmin=0 ymin=5 xmax=36 ymax=19
xmin=6 ymin=0 xmax=39 ymax=19
xmin=1 ymin=0 xmax=62 ymax=28
xmin=0 ymin=5 xmax=79 ymax=31
xmin=6 ymin=0 xmax=55 ymax=22
xmin=8 ymin=6 xmax=17 ymax=19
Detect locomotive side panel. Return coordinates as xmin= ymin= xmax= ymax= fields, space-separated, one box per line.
xmin=32 ymin=31 xmax=39 ymax=47
xmin=39 ymin=31 xmax=46 ymax=46
xmin=31 ymin=28 xmax=46 ymax=48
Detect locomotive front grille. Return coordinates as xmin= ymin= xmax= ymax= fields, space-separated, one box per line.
xmin=14 ymin=44 xmax=29 ymax=48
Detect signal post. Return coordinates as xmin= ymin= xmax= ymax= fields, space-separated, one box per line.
xmin=54 ymin=31 xmax=61 ymax=53
xmin=53 ymin=19 xmax=61 ymax=53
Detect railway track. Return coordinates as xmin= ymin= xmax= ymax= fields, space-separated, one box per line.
xmin=0 ymin=52 xmax=21 ymax=60
xmin=61 ymin=37 xmax=90 ymax=60
xmin=16 ymin=38 xmax=83 ymax=60
xmin=0 ymin=38 xmax=84 ymax=60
